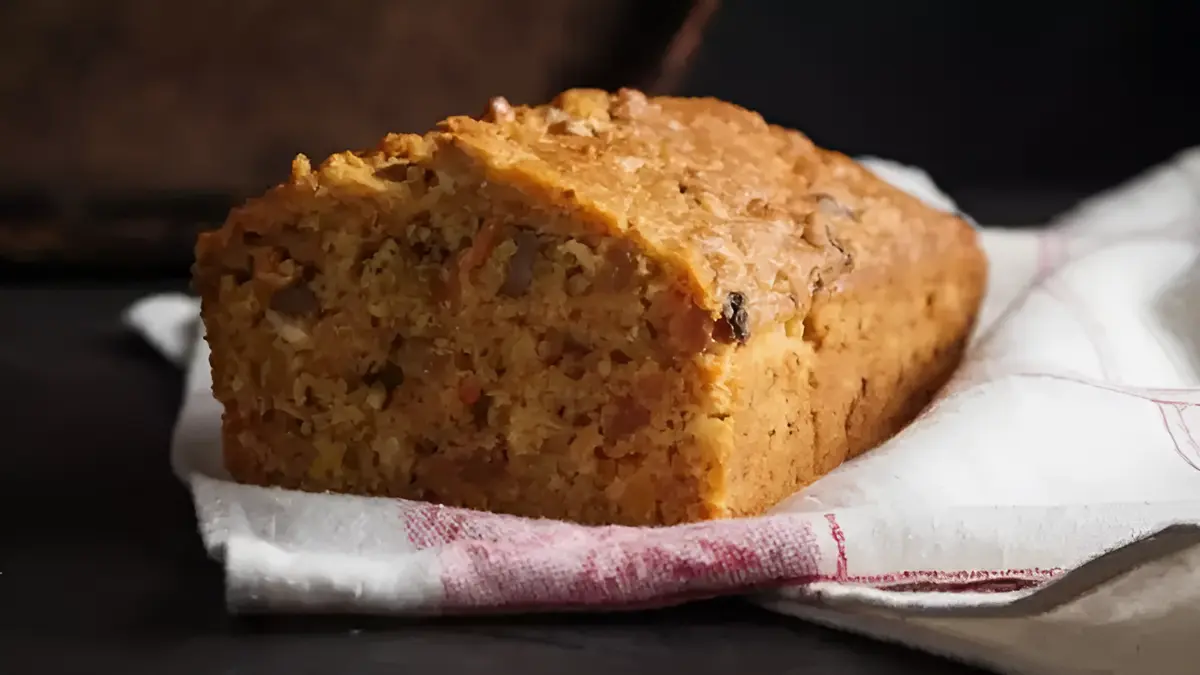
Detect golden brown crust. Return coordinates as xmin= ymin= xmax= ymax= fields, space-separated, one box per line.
xmin=200 ymin=89 xmax=978 ymax=332
xmin=195 ymin=89 xmax=986 ymax=525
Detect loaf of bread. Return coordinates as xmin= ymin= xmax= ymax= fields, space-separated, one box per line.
xmin=194 ymin=89 xmax=986 ymax=526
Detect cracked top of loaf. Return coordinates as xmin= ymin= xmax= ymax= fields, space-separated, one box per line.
xmin=201 ymin=88 xmax=979 ymax=334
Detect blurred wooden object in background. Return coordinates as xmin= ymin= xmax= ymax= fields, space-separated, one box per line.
xmin=0 ymin=0 xmax=717 ymax=272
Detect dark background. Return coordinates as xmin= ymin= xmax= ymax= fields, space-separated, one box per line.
xmin=1 ymin=0 xmax=1198 ymax=276
xmin=679 ymin=1 xmax=1199 ymax=223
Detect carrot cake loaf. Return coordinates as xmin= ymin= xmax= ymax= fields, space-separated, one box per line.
xmin=193 ymin=89 xmax=986 ymax=526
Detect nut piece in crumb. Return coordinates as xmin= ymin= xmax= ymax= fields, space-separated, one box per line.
xmin=713 ymin=292 xmax=750 ymax=345
xmin=373 ymin=162 xmax=412 ymax=183
xmin=616 ymin=156 xmax=646 ymax=173
xmin=500 ymin=229 xmax=539 ymax=297
xmin=471 ymin=394 xmax=492 ymax=428
xmin=801 ymin=218 xmax=833 ymax=249
xmin=611 ymin=88 xmax=649 ymax=118
xmin=549 ymin=119 xmax=594 ymax=137
xmin=604 ymin=397 xmax=652 ymax=443
xmin=482 ymin=96 xmax=516 ymax=124
xmin=269 ymin=283 xmax=319 ymax=317
xmin=371 ymin=362 xmax=406 ymax=390
xmin=815 ymin=194 xmax=857 ymax=221
xmin=364 ymin=362 xmax=406 ymax=409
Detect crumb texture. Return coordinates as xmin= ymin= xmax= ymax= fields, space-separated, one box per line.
xmin=195 ymin=89 xmax=987 ymax=526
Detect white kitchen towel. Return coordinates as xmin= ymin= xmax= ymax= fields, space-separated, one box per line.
xmin=126 ymin=148 xmax=1200 ymax=675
